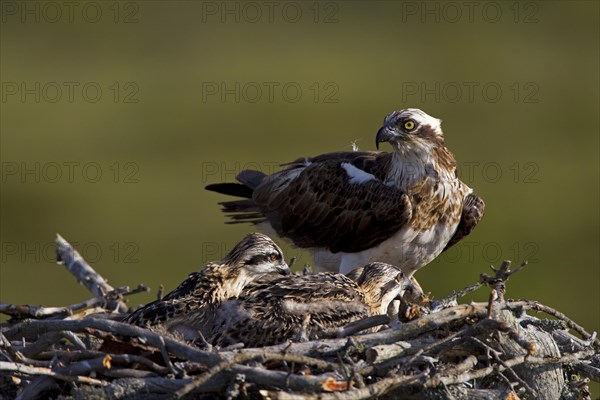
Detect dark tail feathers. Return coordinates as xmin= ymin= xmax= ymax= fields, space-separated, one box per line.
xmin=205 ymin=170 xmax=267 ymax=199
xmin=205 ymin=183 xmax=253 ymax=198
xmin=205 ymin=170 xmax=269 ymax=224
xmin=237 ymin=170 xmax=267 ymax=189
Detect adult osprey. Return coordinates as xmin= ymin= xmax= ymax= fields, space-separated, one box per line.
xmin=122 ymin=233 xmax=289 ymax=340
xmin=206 ymin=108 xmax=484 ymax=275
xmin=209 ymin=262 xmax=411 ymax=348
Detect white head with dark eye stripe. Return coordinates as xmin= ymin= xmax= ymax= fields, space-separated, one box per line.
xmin=376 ymin=108 xmax=443 ymax=149
xmin=222 ymin=232 xmax=289 ymax=277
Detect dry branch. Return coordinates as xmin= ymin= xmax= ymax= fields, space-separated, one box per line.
xmin=0 ymin=284 xmax=148 ymax=322
xmin=55 ymin=233 xmax=129 ymax=313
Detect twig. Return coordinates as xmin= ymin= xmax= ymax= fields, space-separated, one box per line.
xmin=506 ymin=300 xmax=600 ymax=348
xmin=38 ymin=350 xmax=171 ymax=375
xmin=572 ymin=363 xmax=600 ymax=382
xmin=176 ymin=351 xmax=341 ymax=398
xmin=331 ymin=315 xmax=390 ymax=338
xmin=453 ymin=354 xmax=479 ymax=374
xmin=157 ymin=335 xmax=180 ymax=377
xmin=435 ymin=282 xmax=483 ymax=309
xmin=174 ymin=353 xmax=262 ymax=398
xmin=102 ymin=368 xmax=158 ymax=379
xmin=1 ymin=285 xmax=148 ymax=320
xmin=364 ymin=341 xmax=412 ymax=365
xmin=362 ymin=327 xmax=464 ymax=377
xmin=237 ymin=302 xmax=491 ymax=358
xmin=0 ymin=301 xmax=100 ymax=319
xmin=266 ymin=370 xmax=428 ymax=400
xmin=469 ymin=336 xmax=537 ymax=396
xmin=15 ymin=375 xmax=59 ymax=400
xmin=480 ymin=260 xmax=529 ymax=285
xmin=480 ymin=260 xmax=528 ymax=302
xmin=20 ymin=331 xmax=85 ymax=358
xmin=256 ymin=352 xmax=338 ymax=371
xmin=4 ymin=318 xmax=222 ymax=366
xmin=425 ymin=348 xmax=595 ymax=388
xmin=55 ymin=233 xmax=128 ymax=313
xmin=11 ymin=355 xmax=120 ymax=399
xmin=0 ymin=360 xmax=106 ymax=385
xmin=107 ymin=284 xmax=150 ymax=300
xmin=471 ymin=318 xmax=536 ymax=355
xmin=232 ymin=364 xmax=350 ymax=394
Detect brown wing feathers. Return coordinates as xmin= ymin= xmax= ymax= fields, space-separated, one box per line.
xmin=206 ymin=152 xmax=412 ymax=253
xmin=443 ymin=192 xmax=485 ymax=251
xmin=123 ymin=271 xmax=204 ymax=326
xmin=263 ymin=161 xmax=411 ymax=252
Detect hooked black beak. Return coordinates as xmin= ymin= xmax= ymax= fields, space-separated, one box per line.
xmin=375 ymin=126 xmax=399 ymax=150
xmin=278 ymin=262 xmax=290 ymax=276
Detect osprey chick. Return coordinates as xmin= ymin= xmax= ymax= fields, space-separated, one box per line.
xmin=206 ymin=108 xmax=484 ymax=275
xmin=122 ymin=232 xmax=289 ymax=340
xmin=208 ymin=262 xmax=412 ymax=348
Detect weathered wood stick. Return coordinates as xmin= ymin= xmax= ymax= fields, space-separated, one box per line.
xmin=55 ymin=233 xmax=128 ymax=313
xmin=365 ymin=341 xmax=412 ymax=364
xmin=237 ymin=302 xmax=491 ymax=358
xmin=4 ymin=318 xmax=221 ymax=366
xmin=0 ymin=360 xmax=106 ymax=385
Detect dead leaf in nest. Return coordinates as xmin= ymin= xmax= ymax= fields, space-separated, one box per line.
xmin=100 ymin=336 xmax=156 ymax=354
xmin=102 ymin=355 xmax=112 ymax=369
xmin=320 ymin=377 xmax=353 ymax=392
xmin=503 ymin=392 xmax=520 ymax=400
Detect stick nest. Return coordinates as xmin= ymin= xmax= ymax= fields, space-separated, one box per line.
xmin=1 ymin=235 xmax=598 ymax=400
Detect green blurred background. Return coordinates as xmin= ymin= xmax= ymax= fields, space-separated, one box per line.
xmin=1 ymin=0 xmax=598 ymax=383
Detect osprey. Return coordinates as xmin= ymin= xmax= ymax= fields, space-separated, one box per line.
xmin=206 ymin=108 xmax=484 ymax=275
xmin=209 ymin=262 xmax=411 ymax=348
xmin=122 ymin=232 xmax=289 ymax=340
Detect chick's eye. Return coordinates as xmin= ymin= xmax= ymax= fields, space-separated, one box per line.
xmin=270 ymin=254 xmax=278 ymax=262
xmin=404 ymin=120 xmax=416 ymax=131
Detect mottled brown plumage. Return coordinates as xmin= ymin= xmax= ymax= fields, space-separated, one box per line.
xmin=122 ymin=233 xmax=289 ymax=340
xmin=208 ymin=263 xmax=410 ymax=348
xmin=206 ymin=108 xmax=484 ymax=275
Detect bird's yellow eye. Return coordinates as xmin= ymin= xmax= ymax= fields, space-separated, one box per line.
xmin=404 ymin=120 xmax=416 ymax=131
xmin=270 ymin=254 xmax=278 ymax=262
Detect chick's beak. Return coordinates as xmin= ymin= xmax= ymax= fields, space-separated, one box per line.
xmin=375 ymin=125 xmax=400 ymax=149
